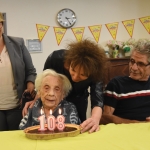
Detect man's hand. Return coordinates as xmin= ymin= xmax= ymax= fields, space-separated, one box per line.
xmin=80 ymin=117 xmax=100 ymax=134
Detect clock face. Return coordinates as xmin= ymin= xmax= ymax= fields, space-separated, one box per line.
xmin=57 ymin=8 xmax=76 ymax=28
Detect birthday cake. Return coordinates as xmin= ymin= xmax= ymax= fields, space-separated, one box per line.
xmin=24 ymin=124 xmax=80 ymax=140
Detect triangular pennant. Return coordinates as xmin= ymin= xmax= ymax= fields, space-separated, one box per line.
xmin=105 ymin=22 xmax=119 ymax=40
xmin=122 ymin=19 xmax=135 ymax=38
xmin=36 ymin=24 xmax=50 ymax=41
xmin=53 ymin=27 xmax=67 ymax=45
xmin=139 ymin=16 xmax=150 ymax=34
xmin=71 ymin=27 xmax=85 ymax=42
xmin=88 ymin=25 xmax=102 ymax=43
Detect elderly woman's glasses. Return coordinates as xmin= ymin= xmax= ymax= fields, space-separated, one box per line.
xmin=129 ymin=59 xmax=150 ymax=68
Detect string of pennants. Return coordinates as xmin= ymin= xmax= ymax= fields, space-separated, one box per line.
xmin=36 ymin=16 xmax=150 ymax=45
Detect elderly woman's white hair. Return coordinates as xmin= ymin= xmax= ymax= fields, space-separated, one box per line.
xmin=35 ymin=69 xmax=72 ymax=98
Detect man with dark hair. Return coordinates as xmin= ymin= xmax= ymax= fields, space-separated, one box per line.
xmin=101 ymin=39 xmax=150 ymax=124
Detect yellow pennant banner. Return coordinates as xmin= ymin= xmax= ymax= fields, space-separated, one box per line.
xmin=88 ymin=25 xmax=102 ymax=43
xmin=122 ymin=19 xmax=135 ymax=38
xmin=36 ymin=24 xmax=50 ymax=41
xmin=53 ymin=27 xmax=67 ymax=45
xmin=71 ymin=27 xmax=85 ymax=42
xmin=139 ymin=16 xmax=150 ymax=34
xmin=105 ymin=22 xmax=119 ymax=40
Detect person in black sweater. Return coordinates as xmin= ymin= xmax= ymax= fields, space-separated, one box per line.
xmin=23 ymin=39 xmax=107 ymax=133
xmin=101 ymin=39 xmax=150 ymax=124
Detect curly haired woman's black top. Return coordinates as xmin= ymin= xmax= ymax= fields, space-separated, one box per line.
xmin=43 ymin=49 xmax=104 ymax=122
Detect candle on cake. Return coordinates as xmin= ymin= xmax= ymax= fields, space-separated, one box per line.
xmin=47 ymin=109 xmax=56 ymax=132
xmin=38 ymin=109 xmax=47 ymax=131
xmin=56 ymin=108 xmax=65 ymax=131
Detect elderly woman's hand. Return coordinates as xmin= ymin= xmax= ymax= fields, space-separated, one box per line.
xmin=80 ymin=117 xmax=100 ymax=134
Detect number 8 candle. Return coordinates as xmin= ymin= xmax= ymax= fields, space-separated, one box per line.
xmin=47 ymin=109 xmax=56 ymax=131
xmin=57 ymin=108 xmax=65 ymax=131
xmin=38 ymin=109 xmax=47 ymax=131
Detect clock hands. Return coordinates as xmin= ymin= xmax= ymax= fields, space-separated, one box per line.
xmin=65 ymin=17 xmax=71 ymax=19
xmin=65 ymin=17 xmax=72 ymax=25
xmin=57 ymin=9 xmax=76 ymax=28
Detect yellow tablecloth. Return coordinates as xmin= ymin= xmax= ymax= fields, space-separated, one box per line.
xmin=1 ymin=123 xmax=150 ymax=150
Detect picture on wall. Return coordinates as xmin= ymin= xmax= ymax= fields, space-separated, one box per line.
xmin=26 ymin=39 xmax=42 ymax=53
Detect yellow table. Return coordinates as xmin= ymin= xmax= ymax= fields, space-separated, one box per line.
xmin=1 ymin=123 xmax=150 ymax=150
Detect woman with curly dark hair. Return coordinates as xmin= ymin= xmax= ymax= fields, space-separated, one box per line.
xmin=23 ymin=39 xmax=107 ymax=133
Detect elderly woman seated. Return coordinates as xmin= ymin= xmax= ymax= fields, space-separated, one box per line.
xmin=19 ymin=69 xmax=80 ymax=129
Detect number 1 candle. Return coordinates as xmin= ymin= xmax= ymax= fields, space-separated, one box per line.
xmin=38 ymin=109 xmax=47 ymax=131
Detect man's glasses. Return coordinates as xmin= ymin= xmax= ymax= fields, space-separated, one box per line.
xmin=129 ymin=59 xmax=150 ymax=68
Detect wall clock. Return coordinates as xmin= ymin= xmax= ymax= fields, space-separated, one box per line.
xmin=57 ymin=8 xmax=77 ymax=28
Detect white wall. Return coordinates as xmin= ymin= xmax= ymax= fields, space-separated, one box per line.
xmin=1 ymin=0 xmax=150 ymax=73
xmin=1 ymin=0 xmax=150 ymax=117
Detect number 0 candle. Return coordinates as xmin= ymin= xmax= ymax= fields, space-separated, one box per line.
xmin=38 ymin=109 xmax=47 ymax=131
xmin=57 ymin=108 xmax=65 ymax=131
xmin=47 ymin=109 xmax=56 ymax=131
